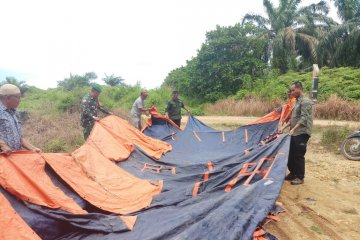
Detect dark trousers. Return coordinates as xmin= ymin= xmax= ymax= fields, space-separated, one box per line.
xmin=288 ymin=134 xmax=310 ymax=179
xmin=171 ymin=119 xmax=181 ymax=127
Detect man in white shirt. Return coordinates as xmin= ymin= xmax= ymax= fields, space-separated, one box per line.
xmin=130 ymin=90 xmax=149 ymax=130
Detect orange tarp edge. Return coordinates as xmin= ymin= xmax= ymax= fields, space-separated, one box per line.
xmin=279 ymin=97 xmax=296 ymax=124
xmin=247 ymin=111 xmax=281 ymax=125
xmin=44 ymin=144 xmax=162 ymax=214
xmin=0 ymin=191 xmax=41 ymax=240
xmin=0 ymin=152 xmax=86 ymax=214
xmin=89 ymin=115 xmax=172 ymax=160
xmin=248 ymin=98 xmax=296 ymax=125
xmin=142 ymin=105 xmax=182 ymax=132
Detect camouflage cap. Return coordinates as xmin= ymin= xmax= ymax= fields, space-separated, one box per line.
xmin=91 ymin=83 xmax=102 ymax=93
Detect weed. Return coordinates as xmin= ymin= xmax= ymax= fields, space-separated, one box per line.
xmin=310 ymin=225 xmax=323 ymax=234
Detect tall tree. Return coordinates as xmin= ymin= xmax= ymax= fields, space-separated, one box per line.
xmin=242 ymin=0 xmax=335 ymax=72
xmin=317 ymin=0 xmax=360 ymax=67
xmin=57 ymin=72 xmax=97 ymax=90
xmin=165 ymin=23 xmax=270 ymax=102
xmin=102 ymin=74 xmax=125 ymax=86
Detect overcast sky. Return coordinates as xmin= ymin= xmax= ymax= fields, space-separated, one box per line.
xmin=0 ymin=0 xmax=339 ymax=90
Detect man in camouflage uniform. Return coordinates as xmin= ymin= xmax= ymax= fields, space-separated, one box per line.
xmin=80 ymin=84 xmax=111 ymax=140
xmin=165 ymin=91 xmax=190 ymax=127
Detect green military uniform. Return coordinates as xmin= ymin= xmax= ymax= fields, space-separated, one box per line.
xmin=80 ymin=94 xmax=109 ymax=139
xmin=166 ymin=99 xmax=185 ymax=127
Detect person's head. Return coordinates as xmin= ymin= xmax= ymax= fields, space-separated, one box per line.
xmin=172 ymin=90 xmax=179 ymax=100
xmin=0 ymin=84 xmax=21 ymax=109
xmin=290 ymin=81 xmax=303 ymax=98
xmin=90 ymin=84 xmax=102 ymax=98
xmin=140 ymin=89 xmax=148 ymax=100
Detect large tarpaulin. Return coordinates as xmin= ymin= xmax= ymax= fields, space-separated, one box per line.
xmin=0 ymin=109 xmax=290 ymax=240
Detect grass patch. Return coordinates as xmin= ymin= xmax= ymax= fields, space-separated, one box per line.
xmin=310 ymin=225 xmax=323 ymax=235
xmin=44 ymin=139 xmax=68 ymax=152
xmin=321 ymin=127 xmax=351 ymax=152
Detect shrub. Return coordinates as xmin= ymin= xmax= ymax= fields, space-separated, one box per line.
xmin=44 ymin=139 xmax=68 ymax=152
xmin=321 ymin=127 xmax=351 ymax=151
xmin=205 ymin=97 xmax=282 ymax=116
xmin=314 ymin=95 xmax=360 ymax=121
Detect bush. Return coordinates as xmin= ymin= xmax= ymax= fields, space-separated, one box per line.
xmin=314 ymin=95 xmax=360 ymax=121
xmin=321 ymin=127 xmax=351 ymax=152
xmin=44 ymin=139 xmax=68 ymax=152
xmin=205 ymin=97 xmax=282 ymax=116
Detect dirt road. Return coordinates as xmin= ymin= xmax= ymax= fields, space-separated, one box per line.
xmin=183 ymin=116 xmax=360 ymax=240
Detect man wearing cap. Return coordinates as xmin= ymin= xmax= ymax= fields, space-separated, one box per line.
xmin=130 ymin=90 xmax=149 ymax=130
xmin=80 ymin=84 xmax=112 ymax=139
xmin=0 ymin=84 xmax=41 ymax=155
xmin=165 ymin=91 xmax=190 ymax=127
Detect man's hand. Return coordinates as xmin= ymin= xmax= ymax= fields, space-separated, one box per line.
xmin=1 ymin=144 xmax=12 ymax=156
xmin=165 ymin=113 xmax=169 ymax=118
xmin=31 ymin=147 xmax=41 ymax=153
xmin=289 ymin=128 xmax=295 ymax=135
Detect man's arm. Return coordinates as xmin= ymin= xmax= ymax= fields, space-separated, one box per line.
xmin=181 ymin=102 xmax=190 ymax=114
xmin=21 ymin=138 xmax=41 ymax=153
xmin=99 ymin=106 xmax=112 ymax=115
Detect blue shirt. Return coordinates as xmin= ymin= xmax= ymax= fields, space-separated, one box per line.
xmin=0 ymin=103 xmax=22 ymax=150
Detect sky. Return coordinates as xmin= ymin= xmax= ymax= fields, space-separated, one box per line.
xmin=0 ymin=0 xmax=339 ymax=90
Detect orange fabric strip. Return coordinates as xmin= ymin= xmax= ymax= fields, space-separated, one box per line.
xmin=243 ymin=157 xmax=273 ymax=186
xmin=207 ymin=161 xmax=214 ymax=172
xmin=192 ymin=182 xmax=201 ymax=196
xmin=203 ymin=171 xmax=209 ymax=181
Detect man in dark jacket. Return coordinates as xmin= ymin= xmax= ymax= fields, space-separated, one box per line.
xmin=281 ymin=81 xmax=313 ymax=185
xmin=165 ymin=91 xmax=190 ymax=127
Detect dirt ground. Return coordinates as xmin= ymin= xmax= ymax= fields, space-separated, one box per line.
xmin=182 ymin=116 xmax=360 ymax=240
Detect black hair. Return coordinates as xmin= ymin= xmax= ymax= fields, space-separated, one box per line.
xmin=292 ymin=81 xmax=303 ymax=90
xmin=172 ymin=91 xmax=179 ymax=94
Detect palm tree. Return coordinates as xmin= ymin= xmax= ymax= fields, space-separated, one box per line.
xmin=317 ymin=0 xmax=360 ymax=67
xmin=102 ymin=74 xmax=125 ymax=86
xmin=242 ymin=0 xmax=335 ymax=72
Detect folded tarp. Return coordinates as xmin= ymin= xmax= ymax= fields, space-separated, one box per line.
xmin=142 ymin=105 xmax=182 ymax=140
xmin=0 ymin=152 xmax=86 ymax=214
xmin=88 ymin=115 xmax=172 ymax=160
xmin=45 ymin=146 xmax=162 ymax=215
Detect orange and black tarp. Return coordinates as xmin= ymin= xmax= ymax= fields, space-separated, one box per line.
xmin=0 ymin=191 xmax=41 ymax=240
xmin=0 ymin=152 xmax=86 ymax=214
xmin=1 ymin=109 xmax=290 ymax=240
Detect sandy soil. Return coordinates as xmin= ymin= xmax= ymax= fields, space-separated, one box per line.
xmin=182 ymin=116 xmax=360 ymax=240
